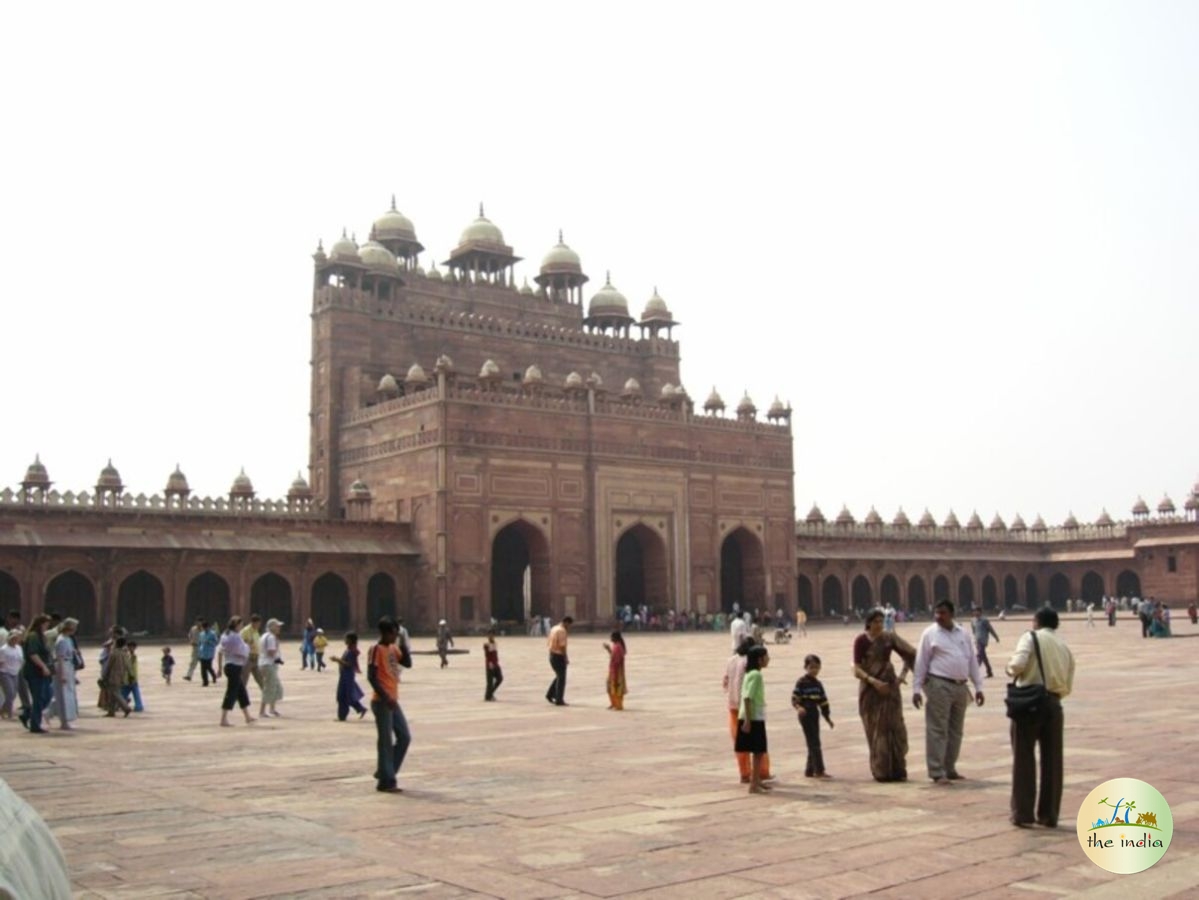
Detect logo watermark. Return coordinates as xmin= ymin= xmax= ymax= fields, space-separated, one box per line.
xmin=1076 ymin=778 xmax=1172 ymax=874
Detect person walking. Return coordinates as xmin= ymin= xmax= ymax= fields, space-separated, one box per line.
xmin=301 ymin=619 xmax=317 ymax=670
xmin=183 ymin=617 xmax=202 ymax=681
xmin=366 ymin=617 xmax=412 ymax=793
xmin=482 ymin=631 xmax=503 ymax=701
xmin=335 ymin=632 xmax=367 ymax=720
xmin=912 ymin=601 xmax=985 ymax=784
xmin=218 ymin=617 xmax=254 ymax=727
xmin=545 ymin=616 xmax=572 ymax=706
xmin=436 ymin=620 xmax=454 ymax=668
xmin=197 ymin=621 xmax=219 ymax=687
xmin=19 ymin=615 xmax=54 ymax=733
xmin=1006 ymin=607 xmax=1075 ymax=828
xmin=970 ymin=608 xmax=1000 ymax=678
xmin=240 ymin=614 xmax=264 ymax=689
xmin=258 ymin=618 xmax=284 ymax=718
xmin=52 ymin=619 xmax=80 ymax=731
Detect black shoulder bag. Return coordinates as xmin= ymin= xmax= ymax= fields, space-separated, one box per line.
xmin=1004 ymin=631 xmax=1047 ymax=720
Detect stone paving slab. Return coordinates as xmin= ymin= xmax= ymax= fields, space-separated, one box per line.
xmin=1 ymin=618 xmax=1197 ymax=898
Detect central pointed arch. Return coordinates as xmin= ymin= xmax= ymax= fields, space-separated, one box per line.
xmin=821 ymin=575 xmax=843 ymax=616
xmin=1081 ymin=571 xmax=1105 ymax=603
xmin=251 ymin=573 xmax=292 ymax=626
xmin=311 ymin=572 xmax=350 ymax=631
xmin=720 ymin=527 xmax=765 ymax=613
xmin=367 ymin=573 xmax=397 ymax=626
xmin=851 ymin=575 xmax=873 ymax=611
xmin=616 ymin=523 xmax=668 ymax=613
xmin=0 ymin=571 xmax=20 ymax=615
xmin=490 ymin=519 xmax=551 ymax=622
xmin=907 ymin=575 xmax=927 ymax=613
xmin=1048 ymin=573 xmax=1071 ymax=609
xmin=45 ymin=570 xmax=97 ymax=635
xmin=981 ymin=575 xmax=998 ymax=610
xmin=186 ymin=571 xmax=230 ymax=627
xmin=957 ymin=575 xmax=976 ymax=610
xmin=117 ymin=570 xmax=165 ymax=633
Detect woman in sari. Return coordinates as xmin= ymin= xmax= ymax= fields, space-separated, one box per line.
xmin=603 ymin=631 xmax=627 ymax=710
xmin=853 ymin=608 xmax=916 ymax=782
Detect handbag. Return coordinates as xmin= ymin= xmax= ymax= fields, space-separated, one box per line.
xmin=1004 ymin=631 xmax=1047 ymax=719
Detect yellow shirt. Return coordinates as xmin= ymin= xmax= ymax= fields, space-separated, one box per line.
xmin=1006 ymin=628 xmax=1074 ymax=698
xmin=314 ymin=634 xmax=329 ymax=652
xmin=240 ymin=624 xmax=261 ymax=655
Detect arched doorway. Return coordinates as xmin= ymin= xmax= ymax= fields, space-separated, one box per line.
xmin=490 ymin=520 xmax=551 ymax=622
xmin=367 ymin=573 xmax=397 ymax=627
xmin=186 ymin=572 xmax=230 ymax=626
xmin=617 ymin=524 xmax=668 ymax=613
xmin=1048 ymin=573 xmax=1070 ymax=609
xmin=851 ymin=575 xmax=873 ymax=612
xmin=45 ymin=570 xmax=97 ymax=635
xmin=1116 ymin=570 xmax=1141 ymax=598
xmin=720 ymin=527 xmax=765 ymax=614
xmin=907 ymin=575 xmax=928 ymax=613
xmin=933 ymin=575 xmax=950 ymax=605
xmin=1004 ymin=575 xmax=1019 ymax=608
xmin=0 ymin=571 xmax=20 ymax=614
xmin=1025 ymin=574 xmax=1039 ymax=607
xmin=251 ymin=573 xmax=292 ymax=627
xmin=880 ymin=575 xmax=900 ymax=608
xmin=981 ymin=575 xmax=998 ymax=610
xmin=797 ymin=575 xmax=814 ymax=615
xmin=117 ymin=571 xmax=165 ymax=634
xmin=1081 ymin=571 xmax=1105 ymax=604
xmin=957 ymin=576 xmax=976 ymax=610
xmin=821 ymin=576 xmax=843 ymax=616
xmin=311 ymin=573 xmax=350 ymax=631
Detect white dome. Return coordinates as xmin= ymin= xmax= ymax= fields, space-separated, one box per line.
xmin=588 ymin=273 xmax=630 ymax=318
xmin=373 ymin=197 xmax=417 ymax=243
xmin=540 ymin=231 xmax=582 ymax=272
xmin=459 ymin=204 xmax=505 ymax=245
xmin=329 ymin=230 xmax=359 ymax=261
xmin=359 ymin=240 xmax=398 ymax=273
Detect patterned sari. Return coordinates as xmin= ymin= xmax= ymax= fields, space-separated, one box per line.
xmin=855 ymin=631 xmax=917 ymax=782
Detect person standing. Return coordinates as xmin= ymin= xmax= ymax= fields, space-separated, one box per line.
xmin=1006 ymin=607 xmax=1075 ymax=828
xmin=240 ymin=615 xmax=263 ymax=689
xmin=912 ymin=601 xmax=985 ymax=784
xmin=853 ymin=609 xmax=916 ymax=782
xmin=736 ymin=645 xmax=771 ymax=794
xmin=791 ymin=653 xmax=834 ymax=778
xmin=218 ymin=617 xmax=254 ymax=727
xmin=603 ymin=631 xmax=627 ymax=710
xmin=970 ymin=608 xmax=1000 ymax=678
xmin=183 ymin=617 xmax=202 ymax=681
xmin=366 ymin=617 xmax=411 ymax=793
xmin=19 ymin=615 xmax=54 ymax=733
xmin=436 ymin=620 xmax=454 ymax=668
xmin=100 ymin=636 xmax=133 ymax=717
xmin=301 ymin=619 xmax=317 ymax=670
xmin=1 ymin=629 xmax=26 ymax=720
xmin=52 ymin=619 xmax=80 ymax=731
xmin=258 ymin=618 xmax=284 ymax=718
xmin=545 ymin=616 xmax=572 ymax=706
xmin=796 ymin=608 xmax=808 ymax=638
xmin=483 ymin=631 xmax=503 ymax=701
xmin=197 ymin=621 xmax=219 ymax=687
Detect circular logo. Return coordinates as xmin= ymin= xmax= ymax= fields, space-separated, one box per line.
xmin=1076 ymin=778 xmax=1173 ymax=874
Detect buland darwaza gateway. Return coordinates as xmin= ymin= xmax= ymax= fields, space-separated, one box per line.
xmin=1 ymin=201 xmax=1196 ymax=635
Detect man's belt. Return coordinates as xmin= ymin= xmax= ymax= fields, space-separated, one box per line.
xmin=928 ymin=673 xmax=967 ymax=685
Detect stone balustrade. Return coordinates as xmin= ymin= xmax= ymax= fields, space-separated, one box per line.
xmin=0 ymin=487 xmax=324 ymax=518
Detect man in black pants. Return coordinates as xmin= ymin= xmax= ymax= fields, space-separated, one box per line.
xmin=545 ymin=616 xmax=572 ymax=705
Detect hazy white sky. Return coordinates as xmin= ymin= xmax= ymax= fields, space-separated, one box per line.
xmin=2 ymin=2 xmax=1197 ymax=525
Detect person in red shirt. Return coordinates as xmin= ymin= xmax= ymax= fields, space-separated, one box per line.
xmin=367 ymin=617 xmax=411 ymax=793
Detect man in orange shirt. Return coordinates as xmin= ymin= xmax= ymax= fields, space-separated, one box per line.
xmin=545 ymin=616 xmax=573 ymax=706
xmin=367 ymin=617 xmax=411 ymax=793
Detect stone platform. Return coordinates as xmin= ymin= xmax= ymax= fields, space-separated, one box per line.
xmin=2 ymin=616 xmax=1196 ymax=898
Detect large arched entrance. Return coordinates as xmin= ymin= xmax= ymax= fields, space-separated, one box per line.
xmin=311 ymin=573 xmax=350 ymax=631
xmin=251 ymin=573 xmax=292 ymax=626
xmin=45 ymin=570 xmax=97 ymax=635
xmin=1116 ymin=570 xmax=1141 ymax=598
xmin=1025 ymin=574 xmax=1039 ymax=607
xmin=490 ymin=520 xmax=551 ymax=622
xmin=117 ymin=571 xmax=165 ymax=634
xmin=1081 ymin=571 xmax=1105 ymax=604
xmin=851 ymin=575 xmax=873 ymax=612
xmin=797 ymin=575 xmax=814 ymax=615
xmin=617 ymin=524 xmax=668 ymax=613
xmin=907 ymin=575 xmax=928 ymax=613
xmin=933 ymin=575 xmax=950 ymax=605
xmin=367 ymin=573 xmax=397 ymax=626
xmin=957 ymin=576 xmax=976 ymax=610
xmin=720 ymin=527 xmax=765 ymax=614
xmin=880 ymin=575 xmax=900 ymax=608
xmin=821 ymin=576 xmax=843 ymax=616
xmin=981 ymin=575 xmax=998 ymax=610
xmin=0 ymin=571 xmax=20 ymax=615
xmin=1004 ymin=575 xmax=1019 ymax=608
xmin=186 ymin=572 xmax=230 ymax=626
xmin=1048 ymin=573 xmax=1071 ymax=609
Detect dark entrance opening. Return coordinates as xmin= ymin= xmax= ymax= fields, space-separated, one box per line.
xmin=490 ymin=520 xmax=550 ymax=622
xmin=1081 ymin=571 xmax=1105 ymax=604
xmin=797 ymin=575 xmax=814 ymax=615
xmin=1115 ymin=569 xmax=1141 ymax=598
xmin=934 ymin=575 xmax=950 ymax=605
xmin=311 ymin=573 xmax=350 ymax=631
xmin=1025 ymin=574 xmax=1039 ymax=607
xmin=851 ymin=575 xmax=873 ymax=612
xmin=958 ymin=576 xmax=976 ymax=610
xmin=982 ymin=575 xmax=998 ymax=610
xmin=251 ymin=573 xmax=292 ymax=628
xmin=720 ymin=527 xmax=765 ymax=614
xmin=821 ymin=576 xmax=843 ymax=616
xmin=0 ymin=570 xmax=20 ymax=614
xmin=1048 ymin=573 xmax=1070 ymax=609
xmin=117 ymin=570 xmax=165 ymax=633
xmin=617 ymin=524 xmax=668 ymax=613
xmin=1004 ymin=575 xmax=1019 ymax=608
xmin=880 ymin=575 xmax=900 ymax=608
xmin=186 ymin=572 xmax=230 ymax=626
xmin=45 ymin=570 xmax=97 ymax=635
xmin=907 ymin=576 xmax=928 ymax=613
xmin=367 ymin=573 xmax=397 ymax=626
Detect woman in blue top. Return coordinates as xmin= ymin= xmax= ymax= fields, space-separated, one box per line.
xmin=301 ymin=619 xmax=317 ymax=670
xmin=197 ymin=621 xmax=219 ymax=686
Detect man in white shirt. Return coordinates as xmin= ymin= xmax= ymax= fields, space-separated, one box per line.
xmin=730 ymin=612 xmax=749 ymax=651
xmin=1006 ymin=607 xmax=1074 ymax=829
xmin=912 ymin=600 xmax=985 ymax=784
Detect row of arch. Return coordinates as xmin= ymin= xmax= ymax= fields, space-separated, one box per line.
xmin=0 ymin=569 xmax=401 ymax=636
xmin=799 ymin=570 xmax=1143 ymax=614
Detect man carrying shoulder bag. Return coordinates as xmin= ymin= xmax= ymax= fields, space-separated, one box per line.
xmin=1005 ymin=607 xmax=1075 ymax=829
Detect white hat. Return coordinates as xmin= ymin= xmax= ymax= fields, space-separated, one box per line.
xmin=438 ymin=619 xmax=447 ymax=626
xmin=266 ymin=618 xmax=284 ymax=629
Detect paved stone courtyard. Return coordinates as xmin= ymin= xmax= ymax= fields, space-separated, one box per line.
xmin=2 ymin=616 xmax=1196 ymax=899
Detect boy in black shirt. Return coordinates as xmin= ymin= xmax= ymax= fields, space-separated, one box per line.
xmin=791 ymin=653 xmax=834 ymax=778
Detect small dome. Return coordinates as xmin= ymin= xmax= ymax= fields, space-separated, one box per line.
xmin=736 ymin=392 xmax=756 ymax=415
xmin=1031 ymin=514 xmax=1048 ymax=532
xmin=479 ymin=359 xmax=501 ymax=379
xmin=918 ymin=508 xmax=937 ymax=528
xmin=1132 ymin=496 xmax=1150 ymax=516
xmin=434 ymin=354 xmax=454 ymax=374
xmin=806 ymin=503 xmax=826 ymax=524
xmin=1063 ymin=511 xmax=1079 ymax=529
xmin=1157 ymin=494 xmax=1175 ymax=515
xmin=587 ymin=273 xmax=630 ymax=318
xmin=230 ymin=467 xmax=254 ymax=496
xmin=348 ymin=477 xmax=372 ymax=499
xmin=97 ymin=459 xmax=123 ymax=490
xmin=165 ymin=464 xmax=189 ymax=494
xmin=427 ymin=261 xmax=443 ymax=281
xmin=540 ymin=231 xmax=582 ymax=273
xmin=359 ymin=240 xmax=399 ymax=273
xmin=640 ymin=287 xmax=672 ymax=323
xmin=703 ymin=387 xmax=725 ymax=412
xmin=405 ymin=363 xmax=429 ymax=385
xmin=1095 ymin=508 xmax=1114 ymax=527
xmin=373 ymin=197 xmax=417 ymax=243
xmin=966 ymin=510 xmax=984 ymax=530
xmin=835 ymin=504 xmax=856 ymax=526
xmin=519 ymin=277 xmax=535 ymax=296
xmin=767 ymin=396 xmax=787 ymax=419
xmin=523 ymin=365 xmax=544 ymax=385
xmin=586 ymin=372 xmax=603 ymax=389
xmin=378 ymin=373 xmax=400 ymax=395
xmin=622 ymin=377 xmax=642 ymax=397
xmin=22 ymin=454 xmax=50 ymax=487
xmin=329 ymin=229 xmax=360 ymax=262
xmin=988 ymin=513 xmax=1007 ymax=531
xmin=1010 ymin=514 xmax=1027 ymax=532
xmin=864 ymin=507 xmax=883 ymax=526
xmin=564 ymin=371 xmax=584 ymax=389
xmin=1185 ymin=494 xmax=1198 ymax=512
xmin=660 ymin=382 xmax=675 ymax=399
xmin=459 ymin=204 xmax=505 ymax=246
xmin=943 ymin=510 xmax=961 ymax=529
xmin=288 ymin=471 xmax=312 ymax=498
xmin=892 ymin=508 xmax=911 ymax=528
